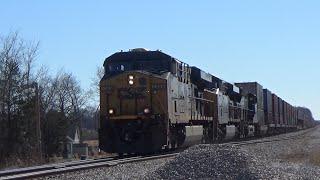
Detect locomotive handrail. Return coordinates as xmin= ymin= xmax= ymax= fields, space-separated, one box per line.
xmin=189 ymin=96 xmax=215 ymax=103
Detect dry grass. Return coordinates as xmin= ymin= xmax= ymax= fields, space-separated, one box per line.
xmin=281 ymin=151 xmax=307 ymax=163
xmin=280 ymin=149 xmax=320 ymax=167
xmin=309 ymin=150 xmax=320 ymax=166
xmin=0 ymin=155 xmax=42 ymax=170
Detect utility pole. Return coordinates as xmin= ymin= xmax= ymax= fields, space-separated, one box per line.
xmin=32 ymin=82 xmax=42 ymax=162
xmin=22 ymin=82 xmax=43 ymax=162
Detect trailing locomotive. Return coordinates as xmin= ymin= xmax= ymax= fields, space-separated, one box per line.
xmin=99 ymin=48 xmax=315 ymax=154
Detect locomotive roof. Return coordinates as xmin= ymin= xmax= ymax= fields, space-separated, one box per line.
xmin=104 ymin=50 xmax=240 ymax=94
xmin=103 ymin=50 xmax=176 ymax=66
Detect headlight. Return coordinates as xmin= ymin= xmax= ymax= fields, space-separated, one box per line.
xmin=108 ymin=109 xmax=114 ymax=115
xmin=128 ymin=75 xmax=134 ymax=85
xmin=144 ymin=108 xmax=150 ymax=114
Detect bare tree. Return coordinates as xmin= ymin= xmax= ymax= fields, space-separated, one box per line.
xmin=21 ymin=41 xmax=39 ymax=85
xmin=52 ymin=70 xmax=87 ymax=116
xmin=35 ymin=66 xmax=57 ymax=112
xmin=92 ymin=66 xmax=104 ymax=92
xmin=37 ymin=69 xmax=89 ymax=157
xmin=88 ymin=66 xmax=104 ymax=105
xmin=0 ymin=32 xmax=40 ymax=163
xmin=0 ymin=31 xmax=95 ymax=165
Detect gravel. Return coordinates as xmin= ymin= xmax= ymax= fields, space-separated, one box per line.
xmin=148 ymin=127 xmax=320 ymax=179
xmin=43 ymin=127 xmax=320 ymax=180
xmin=242 ymin=127 xmax=320 ymax=180
xmin=147 ymin=144 xmax=269 ymax=179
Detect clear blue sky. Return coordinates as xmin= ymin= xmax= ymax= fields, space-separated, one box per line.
xmin=1 ymin=1 xmax=319 ymax=119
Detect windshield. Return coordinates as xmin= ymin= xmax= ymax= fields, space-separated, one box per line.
xmin=105 ymin=59 xmax=170 ymax=75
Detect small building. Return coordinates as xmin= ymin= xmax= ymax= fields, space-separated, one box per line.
xmin=64 ymin=126 xmax=88 ymax=159
xmin=67 ymin=126 xmax=80 ymax=144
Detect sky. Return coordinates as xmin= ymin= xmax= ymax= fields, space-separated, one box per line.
xmin=0 ymin=1 xmax=319 ymax=119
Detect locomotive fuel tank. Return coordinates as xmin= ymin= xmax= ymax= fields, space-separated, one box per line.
xmin=183 ymin=126 xmax=204 ymax=147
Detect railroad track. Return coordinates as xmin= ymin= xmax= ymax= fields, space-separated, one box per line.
xmin=0 ymin=153 xmax=178 ymax=180
xmin=0 ymin=127 xmax=315 ymax=180
xmin=225 ymin=127 xmax=315 ymax=146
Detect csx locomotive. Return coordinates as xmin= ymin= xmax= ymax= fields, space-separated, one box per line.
xmin=99 ymin=48 xmax=314 ymax=154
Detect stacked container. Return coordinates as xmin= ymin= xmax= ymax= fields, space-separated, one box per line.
xmin=287 ymin=102 xmax=290 ymax=125
xmin=289 ymin=104 xmax=292 ymax=125
xmin=283 ymin=101 xmax=287 ymax=126
xmin=288 ymin=103 xmax=291 ymax=125
xmin=263 ymin=89 xmax=272 ymax=125
xmin=293 ymin=107 xmax=297 ymax=126
xmin=272 ymin=94 xmax=279 ymax=126
xmin=278 ymin=97 xmax=284 ymax=125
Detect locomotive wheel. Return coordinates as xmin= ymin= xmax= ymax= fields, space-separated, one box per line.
xmin=165 ymin=126 xmax=179 ymax=151
xmin=203 ymin=123 xmax=213 ymax=143
xmin=168 ymin=125 xmax=186 ymax=150
xmin=168 ymin=139 xmax=178 ymax=150
xmin=168 ymin=136 xmax=177 ymax=150
xmin=176 ymin=126 xmax=186 ymax=146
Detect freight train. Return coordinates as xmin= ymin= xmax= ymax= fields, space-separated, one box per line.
xmin=99 ymin=48 xmax=315 ymax=154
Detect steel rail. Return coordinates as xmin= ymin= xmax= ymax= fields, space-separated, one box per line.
xmin=0 ymin=153 xmax=178 ymax=180
xmin=0 ymin=156 xmax=117 ymax=177
xmin=225 ymin=127 xmax=314 ymax=146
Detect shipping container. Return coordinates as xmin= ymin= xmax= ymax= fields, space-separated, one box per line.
xmin=288 ymin=103 xmax=291 ymax=125
xmin=292 ymin=105 xmax=295 ymax=125
xmin=272 ymin=94 xmax=279 ymax=126
xmin=263 ymin=89 xmax=272 ymax=125
xmin=289 ymin=104 xmax=293 ymax=126
xmin=283 ymin=101 xmax=287 ymax=125
xmin=287 ymin=102 xmax=290 ymax=125
xmin=294 ymin=106 xmax=297 ymax=126
xmin=235 ymin=82 xmax=264 ymax=125
xmin=278 ymin=97 xmax=284 ymax=125
xmin=293 ymin=106 xmax=295 ymax=126
xmin=289 ymin=105 xmax=294 ymax=126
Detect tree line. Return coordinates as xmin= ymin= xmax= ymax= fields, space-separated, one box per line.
xmin=0 ymin=32 xmax=100 ymax=166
